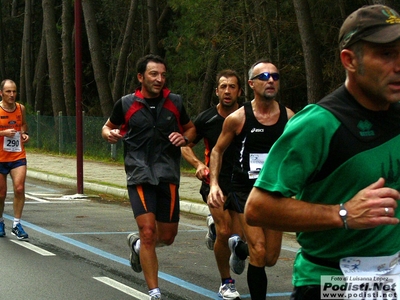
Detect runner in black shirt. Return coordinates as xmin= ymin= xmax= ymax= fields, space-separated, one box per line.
xmin=208 ymin=60 xmax=295 ymax=300
xmin=181 ymin=69 xmax=243 ymax=300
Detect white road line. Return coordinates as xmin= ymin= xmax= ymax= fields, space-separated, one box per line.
xmin=27 ymin=192 xmax=91 ymax=202
xmin=93 ymin=277 xmax=149 ymax=299
xmin=25 ymin=194 xmax=50 ymax=202
xmin=10 ymin=240 xmax=56 ymax=256
xmin=26 ymin=193 xmax=65 ymax=197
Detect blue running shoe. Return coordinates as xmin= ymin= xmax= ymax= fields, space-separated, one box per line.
xmin=11 ymin=223 xmax=29 ymax=240
xmin=0 ymin=221 xmax=5 ymax=237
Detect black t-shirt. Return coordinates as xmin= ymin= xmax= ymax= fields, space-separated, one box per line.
xmin=194 ymin=106 xmax=235 ymax=191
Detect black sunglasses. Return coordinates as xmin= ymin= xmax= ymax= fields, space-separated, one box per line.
xmin=250 ymin=72 xmax=280 ymax=81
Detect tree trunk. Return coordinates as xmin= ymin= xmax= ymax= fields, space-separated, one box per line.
xmin=199 ymin=41 xmax=220 ymax=112
xmin=33 ymin=27 xmax=48 ymax=114
xmin=143 ymin=4 xmax=170 ymax=57
xmin=292 ymin=0 xmax=324 ymax=104
xmin=338 ymin=0 xmax=346 ymax=20
xmin=0 ymin=9 xmax=5 ymax=79
xmin=198 ymin=0 xmax=228 ymax=112
xmin=23 ymin=0 xmax=33 ymax=107
xmin=147 ymin=0 xmax=158 ymax=54
xmin=61 ymin=0 xmax=75 ymax=116
xmin=43 ymin=0 xmax=67 ymax=116
xmin=113 ymin=0 xmax=138 ymax=102
xmin=11 ymin=0 xmax=18 ymax=17
xmin=19 ymin=48 xmax=26 ymax=103
xmin=82 ymin=0 xmax=114 ymax=117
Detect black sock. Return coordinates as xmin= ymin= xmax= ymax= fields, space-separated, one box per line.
xmin=247 ymin=263 xmax=267 ymax=300
xmin=221 ymin=277 xmax=233 ymax=285
xmin=235 ymin=240 xmax=249 ymax=260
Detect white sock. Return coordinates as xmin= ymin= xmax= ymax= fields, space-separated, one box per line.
xmin=134 ymin=238 xmax=141 ymax=253
xmin=13 ymin=218 xmax=20 ymax=228
xmin=149 ymin=287 xmax=161 ymax=297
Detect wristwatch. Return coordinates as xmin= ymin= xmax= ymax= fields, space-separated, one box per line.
xmin=339 ymin=203 xmax=348 ymax=230
xmin=183 ymin=136 xmax=189 ymax=146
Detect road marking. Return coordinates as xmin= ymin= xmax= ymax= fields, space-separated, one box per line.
xmin=10 ymin=240 xmax=56 ymax=256
xmin=4 ymin=215 xmax=294 ymax=298
xmin=27 ymin=192 xmax=91 ymax=202
xmin=26 ymin=194 xmax=50 ymax=202
xmin=4 ymin=193 xmax=92 ymax=204
xmin=93 ymin=277 xmax=149 ymax=299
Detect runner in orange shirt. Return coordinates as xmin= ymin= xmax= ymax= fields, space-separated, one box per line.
xmin=0 ymin=79 xmax=30 ymax=239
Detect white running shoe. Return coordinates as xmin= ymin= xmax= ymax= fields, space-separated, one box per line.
xmin=205 ymin=214 xmax=216 ymax=250
xmin=127 ymin=233 xmax=142 ymax=273
xmin=218 ymin=279 xmax=241 ymax=300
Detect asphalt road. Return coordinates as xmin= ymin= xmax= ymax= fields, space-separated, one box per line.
xmin=0 ymin=177 xmax=299 ymax=300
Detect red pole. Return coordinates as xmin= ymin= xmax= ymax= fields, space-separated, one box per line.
xmin=75 ymin=0 xmax=84 ymax=194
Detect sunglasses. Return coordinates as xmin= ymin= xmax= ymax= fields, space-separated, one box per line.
xmin=250 ymin=72 xmax=280 ymax=81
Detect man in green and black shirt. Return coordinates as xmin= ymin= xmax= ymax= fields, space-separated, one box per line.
xmin=245 ymin=5 xmax=400 ymax=300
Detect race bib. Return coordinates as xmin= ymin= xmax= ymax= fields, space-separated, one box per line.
xmin=327 ymin=252 xmax=400 ymax=300
xmin=248 ymin=153 xmax=268 ymax=179
xmin=340 ymin=252 xmax=400 ymax=276
xmin=3 ymin=131 xmax=22 ymax=152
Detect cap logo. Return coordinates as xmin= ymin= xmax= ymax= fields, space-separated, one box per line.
xmin=342 ymin=30 xmax=357 ymax=46
xmin=383 ymin=7 xmax=400 ymax=24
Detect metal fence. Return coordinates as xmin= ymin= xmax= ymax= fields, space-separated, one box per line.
xmin=25 ymin=112 xmax=124 ymax=162
xmin=25 ymin=112 xmax=203 ymax=169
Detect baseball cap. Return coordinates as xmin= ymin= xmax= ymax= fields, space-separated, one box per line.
xmin=339 ymin=5 xmax=400 ymax=50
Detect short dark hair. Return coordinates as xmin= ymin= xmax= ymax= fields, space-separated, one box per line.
xmin=0 ymin=79 xmax=16 ymax=91
xmin=136 ymin=54 xmax=166 ymax=75
xmin=248 ymin=59 xmax=277 ymax=79
xmin=216 ymin=69 xmax=242 ymax=90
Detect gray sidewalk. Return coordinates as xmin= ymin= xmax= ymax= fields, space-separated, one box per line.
xmin=26 ymin=152 xmax=210 ymax=217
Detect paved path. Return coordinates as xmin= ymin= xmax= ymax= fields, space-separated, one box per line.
xmin=26 ymin=151 xmax=210 ymax=217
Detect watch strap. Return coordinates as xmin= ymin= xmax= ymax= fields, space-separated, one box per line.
xmin=339 ymin=203 xmax=349 ymax=230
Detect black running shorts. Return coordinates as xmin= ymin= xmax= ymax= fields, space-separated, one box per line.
xmin=127 ymin=182 xmax=180 ymax=222
xmin=224 ymin=191 xmax=248 ymax=213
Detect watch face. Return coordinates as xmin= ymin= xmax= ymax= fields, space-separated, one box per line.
xmin=339 ymin=209 xmax=347 ymax=217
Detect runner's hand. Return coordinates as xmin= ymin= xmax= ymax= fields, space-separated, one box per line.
xmin=107 ymin=129 xmax=122 ymax=144
xmin=207 ymin=185 xmax=224 ymax=208
xmin=195 ymin=165 xmax=210 ymax=184
xmin=169 ymin=132 xmax=186 ymax=147
xmin=2 ymin=128 xmax=17 ymax=137
xmin=345 ymin=177 xmax=399 ymax=229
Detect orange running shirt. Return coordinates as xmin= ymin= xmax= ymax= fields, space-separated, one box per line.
xmin=0 ymin=103 xmax=26 ymax=162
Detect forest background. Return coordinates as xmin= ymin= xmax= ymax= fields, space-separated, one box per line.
xmin=1 ymin=1 xmax=397 ymax=241
xmin=1 ymin=0 xmax=399 ymax=124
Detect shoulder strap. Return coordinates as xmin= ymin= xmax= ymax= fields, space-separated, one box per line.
xmin=278 ymin=102 xmax=289 ymax=123
xmin=16 ymin=103 xmax=22 ymax=113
